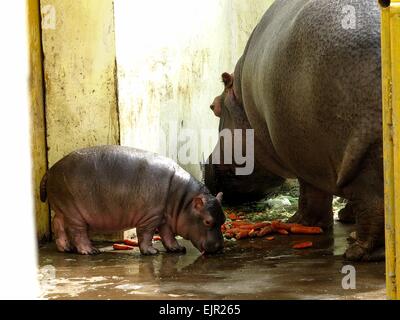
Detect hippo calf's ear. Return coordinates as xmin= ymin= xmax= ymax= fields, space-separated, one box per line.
xmin=216 ymin=192 xmax=223 ymax=204
xmin=221 ymin=72 xmax=233 ymax=88
xmin=193 ymin=196 xmax=206 ymax=211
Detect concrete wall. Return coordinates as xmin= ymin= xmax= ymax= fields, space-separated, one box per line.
xmin=41 ymin=0 xmax=120 ymax=167
xmin=114 ymin=0 xmax=274 ymax=180
xmin=28 ymin=0 xmax=50 ymax=241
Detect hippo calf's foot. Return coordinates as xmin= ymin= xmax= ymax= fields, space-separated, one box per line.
xmin=55 ymin=238 xmax=74 ymax=253
xmin=69 ymin=227 xmax=100 ymax=255
xmin=159 ymin=224 xmax=186 ymax=254
xmin=166 ymin=244 xmax=186 ymax=254
xmin=137 ymin=228 xmax=160 ymax=256
xmin=141 ymin=246 xmax=159 ymax=256
xmin=76 ymin=245 xmax=101 ymax=255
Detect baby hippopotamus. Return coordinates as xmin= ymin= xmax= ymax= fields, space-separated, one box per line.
xmin=40 ymin=145 xmax=225 ymax=256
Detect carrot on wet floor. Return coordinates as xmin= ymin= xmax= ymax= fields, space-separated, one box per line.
xmin=113 ymin=243 xmax=134 ymax=250
xmin=290 ymin=226 xmax=323 ymax=234
xmin=292 ymin=241 xmax=313 ymax=249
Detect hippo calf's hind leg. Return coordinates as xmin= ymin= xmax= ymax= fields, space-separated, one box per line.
xmin=68 ymin=225 xmax=100 ymax=255
xmin=158 ymin=224 xmax=186 ymax=253
xmin=288 ymin=179 xmax=333 ymax=229
xmin=53 ymin=213 xmax=73 ymax=253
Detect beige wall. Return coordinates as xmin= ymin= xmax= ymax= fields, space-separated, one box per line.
xmin=114 ymin=0 xmax=274 ymax=180
xmin=28 ymin=0 xmax=50 ymax=241
xmin=41 ymin=0 xmax=120 ymax=167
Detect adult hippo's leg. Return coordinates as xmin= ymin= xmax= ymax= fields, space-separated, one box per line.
xmin=344 ymin=196 xmax=384 ymax=261
xmin=288 ymin=179 xmax=333 ymax=229
xmin=343 ymin=147 xmax=385 ymax=262
xmin=338 ymin=201 xmax=356 ymax=224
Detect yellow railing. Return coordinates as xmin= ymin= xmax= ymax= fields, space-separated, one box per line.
xmin=380 ymin=0 xmax=400 ymax=300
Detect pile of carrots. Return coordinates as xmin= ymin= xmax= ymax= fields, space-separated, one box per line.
xmin=222 ymin=211 xmax=322 ymax=249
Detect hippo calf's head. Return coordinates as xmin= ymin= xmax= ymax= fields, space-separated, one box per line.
xmin=177 ymin=192 xmax=225 ymax=254
xmin=204 ymin=73 xmax=285 ymax=204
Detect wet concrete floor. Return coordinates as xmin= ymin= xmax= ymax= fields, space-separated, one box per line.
xmin=38 ymin=221 xmax=386 ymax=300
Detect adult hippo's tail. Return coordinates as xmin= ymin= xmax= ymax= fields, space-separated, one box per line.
xmin=40 ymin=172 xmax=48 ymax=202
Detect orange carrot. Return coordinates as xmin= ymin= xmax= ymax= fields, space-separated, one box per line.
xmin=113 ymin=243 xmax=134 ymax=250
xmin=271 ymin=221 xmax=302 ymax=231
xmin=153 ymin=236 xmax=162 ymax=241
xmin=290 ymin=226 xmax=323 ymax=234
xmin=253 ymin=222 xmax=271 ymax=229
xmin=248 ymin=229 xmax=258 ymax=238
xmin=258 ymin=226 xmax=273 ymax=237
xmin=228 ymin=213 xmax=238 ymax=220
xmin=238 ymin=224 xmax=258 ymax=230
xmin=292 ymin=241 xmax=313 ymax=249
xmin=277 ymin=229 xmax=289 ymax=235
xmin=231 ymin=221 xmax=251 ymax=227
xmin=227 ymin=228 xmax=240 ymax=234
xmin=123 ymin=239 xmax=139 ymax=246
xmin=266 ymin=236 xmax=275 ymax=241
xmin=235 ymin=230 xmax=249 ymax=240
xmin=224 ymin=232 xmax=234 ymax=239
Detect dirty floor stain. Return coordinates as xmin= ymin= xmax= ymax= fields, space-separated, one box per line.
xmin=38 ymin=221 xmax=386 ymax=300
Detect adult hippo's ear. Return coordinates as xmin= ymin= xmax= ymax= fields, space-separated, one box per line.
xmin=216 ymin=192 xmax=223 ymax=204
xmin=221 ymin=72 xmax=233 ymax=88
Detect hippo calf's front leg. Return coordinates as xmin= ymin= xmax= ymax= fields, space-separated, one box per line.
xmin=159 ymin=224 xmax=186 ymax=254
xmin=137 ymin=228 xmax=159 ymax=255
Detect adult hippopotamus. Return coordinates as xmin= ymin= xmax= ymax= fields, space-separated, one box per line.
xmin=40 ymin=146 xmax=225 ymax=256
xmin=206 ymin=0 xmax=382 ymax=261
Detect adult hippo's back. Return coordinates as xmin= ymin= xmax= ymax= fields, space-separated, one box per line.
xmin=208 ymin=0 xmax=382 ymax=261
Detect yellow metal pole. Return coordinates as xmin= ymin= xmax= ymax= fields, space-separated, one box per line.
xmin=380 ymin=0 xmax=400 ymax=300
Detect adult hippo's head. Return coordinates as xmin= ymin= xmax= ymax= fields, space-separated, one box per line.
xmin=204 ymin=73 xmax=285 ymax=204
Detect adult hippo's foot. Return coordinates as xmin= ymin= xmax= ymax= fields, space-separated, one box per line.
xmin=343 ymin=189 xmax=385 ymax=261
xmin=344 ymin=242 xmax=385 ymax=262
xmin=287 ymin=179 xmax=333 ymax=229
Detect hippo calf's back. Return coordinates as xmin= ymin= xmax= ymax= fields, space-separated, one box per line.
xmin=45 ymin=146 xmax=177 ymax=232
